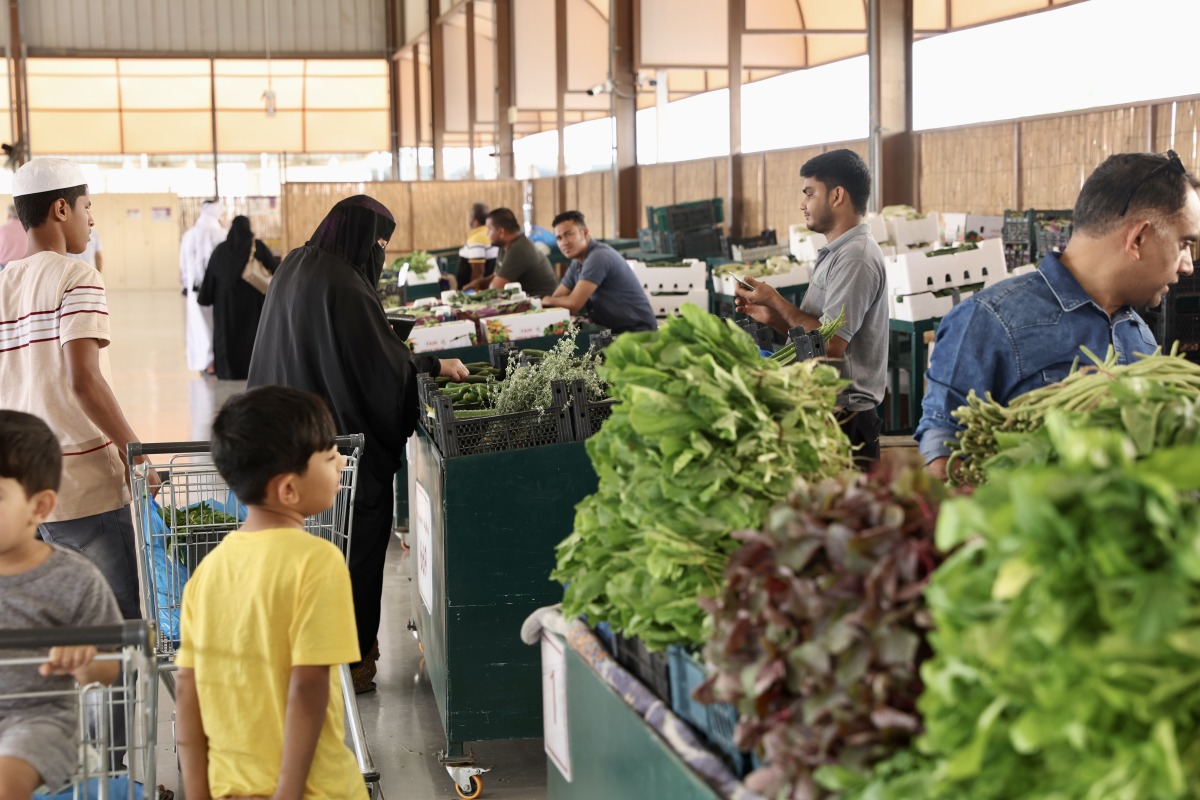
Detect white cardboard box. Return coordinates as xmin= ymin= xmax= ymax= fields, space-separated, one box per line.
xmin=788 ymin=226 xmax=828 ymax=262
xmin=886 ymin=212 xmax=940 ymax=248
xmin=407 ymin=320 xmax=478 ymax=353
xmin=864 ymin=214 xmax=890 ymax=244
xmin=715 ymin=263 xmax=811 ymax=296
xmin=480 ymin=308 xmax=572 ymax=343
xmin=647 ymin=290 xmax=709 ymax=318
xmin=889 ymin=289 xmax=977 ymax=323
xmin=942 ymin=213 xmax=1005 ymax=243
xmin=627 ymin=259 xmax=707 ymax=293
xmin=886 ymin=239 xmax=1005 ymax=296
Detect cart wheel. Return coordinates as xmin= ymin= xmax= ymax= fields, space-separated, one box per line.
xmin=455 ymin=776 xmax=483 ymax=799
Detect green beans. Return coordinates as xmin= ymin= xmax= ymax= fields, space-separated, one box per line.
xmin=947 ymin=344 xmax=1200 ymax=486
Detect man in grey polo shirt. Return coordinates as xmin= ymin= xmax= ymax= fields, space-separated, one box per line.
xmin=735 ymin=149 xmax=888 ymax=468
xmin=543 ymin=210 xmax=658 ymax=334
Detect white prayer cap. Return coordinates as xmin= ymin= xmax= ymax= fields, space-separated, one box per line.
xmin=12 ymin=158 xmax=88 ymax=198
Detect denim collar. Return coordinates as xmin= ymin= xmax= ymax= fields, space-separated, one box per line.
xmin=817 ymin=222 xmax=872 ymax=258
xmin=1037 ymin=251 xmax=1105 ymax=313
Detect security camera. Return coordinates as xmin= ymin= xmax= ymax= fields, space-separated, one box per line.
xmin=585 ymin=79 xmax=613 ymax=96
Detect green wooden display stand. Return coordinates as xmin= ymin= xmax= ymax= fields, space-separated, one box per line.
xmin=407 ymin=432 xmax=598 ymax=763
xmin=405 ymin=281 xmax=443 ymax=301
xmin=546 ymin=639 xmax=722 ymax=800
xmin=885 ymin=318 xmax=940 ymax=436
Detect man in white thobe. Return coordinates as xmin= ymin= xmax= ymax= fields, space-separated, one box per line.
xmin=180 ymin=200 xmax=227 ymax=374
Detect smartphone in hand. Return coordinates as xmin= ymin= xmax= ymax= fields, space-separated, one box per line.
xmin=733 ymin=274 xmax=755 ymax=292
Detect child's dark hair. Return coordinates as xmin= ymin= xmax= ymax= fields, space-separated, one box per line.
xmin=211 ymin=386 xmax=337 ymax=505
xmin=0 ymin=411 xmax=62 ymax=496
xmin=14 ymin=185 xmax=88 ymax=231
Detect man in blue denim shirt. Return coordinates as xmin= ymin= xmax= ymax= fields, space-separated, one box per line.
xmin=917 ymin=151 xmax=1200 ymax=480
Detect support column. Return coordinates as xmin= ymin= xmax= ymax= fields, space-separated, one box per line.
xmin=496 ymin=0 xmax=515 ymax=179
xmin=613 ymin=0 xmax=638 ymax=237
xmin=466 ymin=1 xmax=477 ymax=179
xmin=867 ymin=0 xmax=914 ymax=210
xmin=555 ymin=0 xmax=568 ymax=210
xmin=386 ymin=0 xmax=401 ymax=180
xmin=7 ymin=0 xmax=26 ymax=165
xmin=728 ymin=0 xmax=745 ymax=238
xmin=209 ymin=57 xmax=219 ymax=196
xmin=428 ymin=0 xmax=446 ymax=180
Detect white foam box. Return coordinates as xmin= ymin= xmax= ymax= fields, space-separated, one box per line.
xmin=942 ymin=213 xmax=1005 ymax=243
xmin=479 ymin=307 xmax=571 ymax=343
xmin=886 ymin=239 xmax=1005 ymax=296
xmin=864 ymin=214 xmax=890 ymax=244
xmin=406 ymin=320 xmax=478 ymax=353
xmin=716 ymin=263 xmax=811 ymax=296
xmin=886 ymin=212 xmax=940 ymax=248
xmin=890 ymin=289 xmax=978 ymax=322
xmin=730 ymin=242 xmax=790 ymax=262
xmin=627 ymin=258 xmax=707 ymax=293
xmin=647 ymin=290 xmax=710 ymax=318
xmin=788 ymin=225 xmax=828 ymax=262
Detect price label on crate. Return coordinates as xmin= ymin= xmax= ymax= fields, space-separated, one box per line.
xmin=415 ymin=481 xmax=433 ymax=614
xmin=542 ymin=632 xmax=572 ymax=781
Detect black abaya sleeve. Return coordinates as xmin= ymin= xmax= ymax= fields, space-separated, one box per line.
xmin=196 ymin=257 xmax=217 ymax=306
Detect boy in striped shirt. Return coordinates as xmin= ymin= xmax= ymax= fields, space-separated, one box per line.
xmin=0 ymin=158 xmax=158 ymax=619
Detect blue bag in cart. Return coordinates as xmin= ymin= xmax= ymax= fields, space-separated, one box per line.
xmin=36 ymin=776 xmax=144 ymax=799
xmin=143 ymin=496 xmax=189 ymax=647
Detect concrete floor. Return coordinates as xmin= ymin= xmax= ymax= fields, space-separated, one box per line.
xmin=108 ymin=289 xmax=549 ymax=799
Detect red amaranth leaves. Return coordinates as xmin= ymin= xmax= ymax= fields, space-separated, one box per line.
xmin=697 ymin=455 xmax=947 ymax=799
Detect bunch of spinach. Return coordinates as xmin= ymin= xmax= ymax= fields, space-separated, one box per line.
xmin=697 ymin=454 xmax=946 ymax=800
xmin=876 ymin=415 xmax=1200 ymax=799
xmin=553 ymin=304 xmax=852 ymax=649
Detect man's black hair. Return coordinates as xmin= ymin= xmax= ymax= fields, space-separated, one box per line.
xmin=14 ymin=185 xmax=88 ymax=232
xmin=552 ymin=210 xmax=587 ymax=229
xmin=486 ymin=207 xmax=522 ymax=233
xmin=470 ymin=202 xmax=490 ymax=227
xmin=0 ymin=410 xmax=62 ymax=496
xmin=211 ymin=386 xmax=337 ymax=505
xmin=1074 ymin=152 xmax=1200 ymax=237
xmin=799 ymin=149 xmax=871 ymax=216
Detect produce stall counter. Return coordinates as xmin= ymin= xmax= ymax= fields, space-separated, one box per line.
xmin=407 ymin=429 xmax=599 ymax=797
xmin=541 ymin=627 xmax=759 ymax=800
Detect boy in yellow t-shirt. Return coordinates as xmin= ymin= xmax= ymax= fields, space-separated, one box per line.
xmin=175 ymin=386 xmax=364 ymax=800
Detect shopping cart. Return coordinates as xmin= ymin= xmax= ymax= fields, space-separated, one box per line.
xmin=0 ymin=621 xmax=156 ymax=800
xmin=127 ymin=436 xmax=382 ymax=799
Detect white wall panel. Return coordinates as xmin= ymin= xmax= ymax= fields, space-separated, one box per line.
xmin=514 ymin=0 xmax=556 ymax=110
xmin=21 ymin=0 xmax=386 ymax=55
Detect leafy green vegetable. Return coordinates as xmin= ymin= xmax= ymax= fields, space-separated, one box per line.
xmin=489 ymin=327 xmax=605 ymax=414
xmin=156 ymin=502 xmax=239 ymax=531
xmin=553 ymin=304 xmax=853 ymax=649
xmin=699 ymin=454 xmax=947 ymax=800
xmin=874 ymin=419 xmax=1200 ymax=799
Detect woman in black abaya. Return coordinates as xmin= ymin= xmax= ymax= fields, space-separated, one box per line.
xmin=197 ymin=215 xmax=279 ymax=380
xmin=247 ymin=195 xmax=469 ymax=692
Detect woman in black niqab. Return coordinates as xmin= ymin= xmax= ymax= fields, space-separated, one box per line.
xmin=248 ymin=195 xmax=469 ymax=692
xmin=197 ymin=215 xmax=279 ymax=379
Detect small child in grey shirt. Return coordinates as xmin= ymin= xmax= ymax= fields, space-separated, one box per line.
xmin=0 ymin=411 xmax=122 ymax=796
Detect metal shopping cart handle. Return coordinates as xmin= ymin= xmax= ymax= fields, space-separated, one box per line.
xmin=128 ymin=434 xmax=366 ymax=461
xmin=0 ymin=621 xmax=152 ymax=651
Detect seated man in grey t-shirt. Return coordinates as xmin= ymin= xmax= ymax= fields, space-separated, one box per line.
xmin=734 ymin=149 xmax=888 ymax=470
xmin=542 ymin=210 xmax=658 ymax=334
xmin=483 ymin=207 xmax=559 ymax=298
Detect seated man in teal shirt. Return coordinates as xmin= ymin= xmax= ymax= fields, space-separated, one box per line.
xmin=542 ymin=210 xmax=657 ymax=334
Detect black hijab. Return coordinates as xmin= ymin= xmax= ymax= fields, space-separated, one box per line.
xmin=225 ymin=215 xmax=255 ymax=261
xmin=308 ymin=195 xmax=396 ymax=287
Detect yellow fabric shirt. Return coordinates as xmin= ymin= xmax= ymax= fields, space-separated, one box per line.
xmin=176 ymin=528 xmax=364 ymax=800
